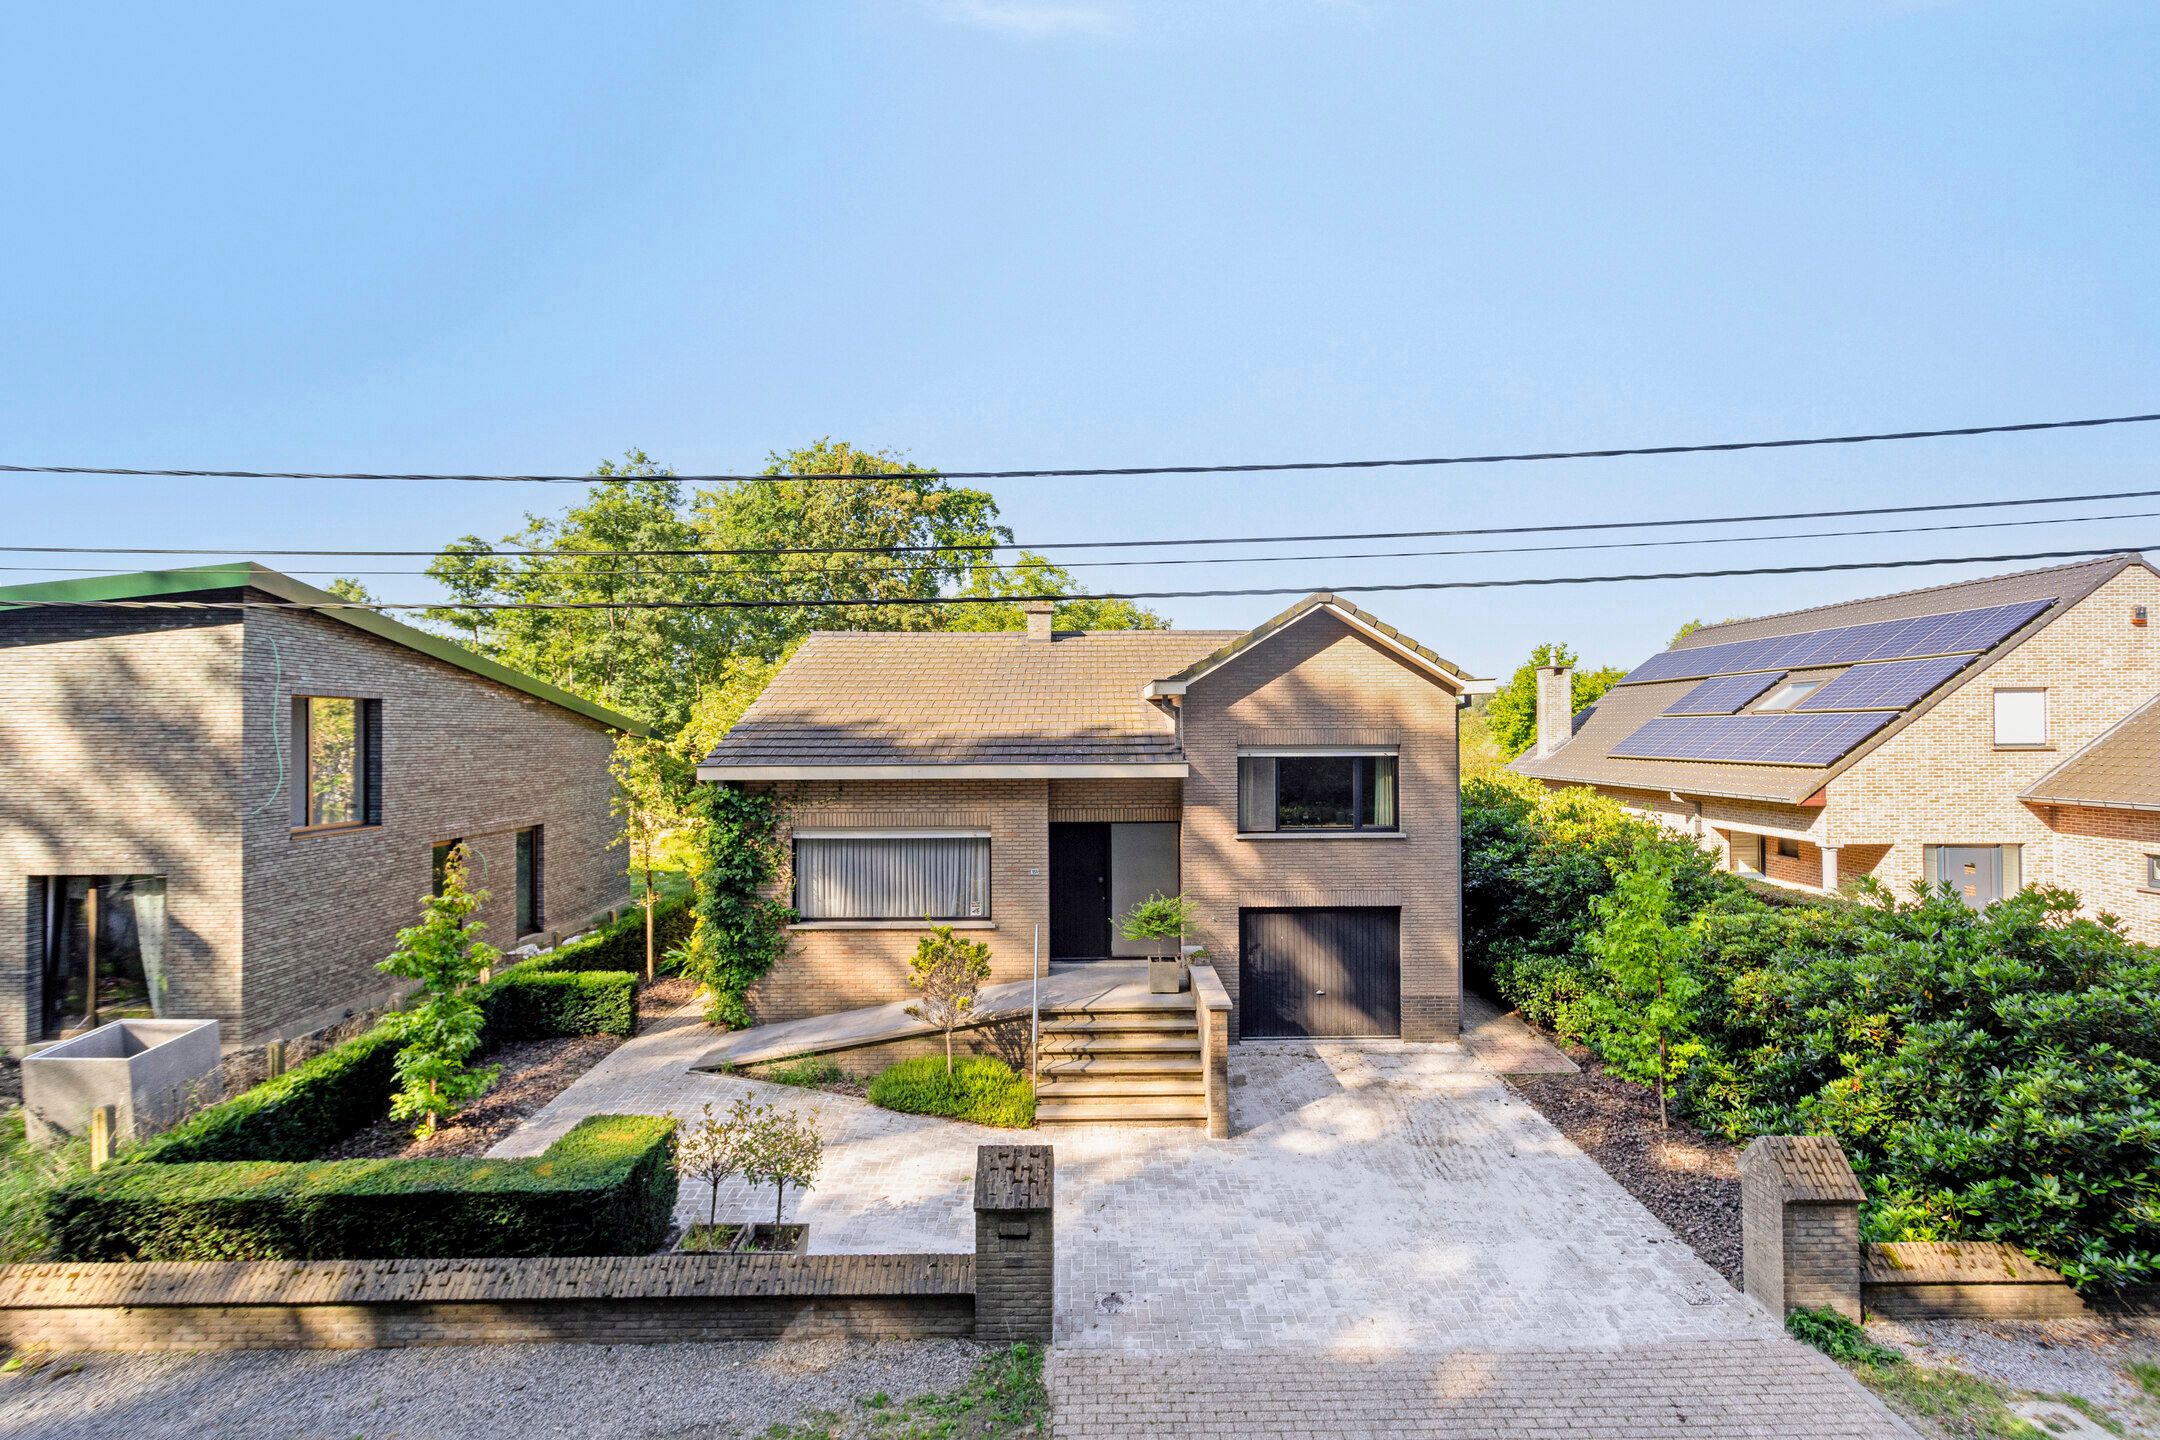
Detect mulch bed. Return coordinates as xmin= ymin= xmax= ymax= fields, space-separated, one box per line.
xmin=315 ymin=1032 xmax=621 ymax=1160
xmin=1504 ymin=1051 xmax=1745 ymax=1288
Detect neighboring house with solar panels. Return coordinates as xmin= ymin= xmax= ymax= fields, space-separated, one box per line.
xmin=1511 ymin=554 xmax=2160 ymax=941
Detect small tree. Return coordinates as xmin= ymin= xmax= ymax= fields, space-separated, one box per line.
xmin=677 ymin=1101 xmax=744 ymax=1229
xmin=610 ymin=734 xmax=693 ymax=982
xmin=376 ymin=845 xmax=502 ymax=1138
xmin=1582 ymin=842 xmax=1704 ymax=1129
xmin=1119 ymin=892 xmax=1195 ymax=958
xmin=738 ymin=1103 xmax=823 ymax=1227
xmin=905 ymin=924 xmax=994 ymax=1075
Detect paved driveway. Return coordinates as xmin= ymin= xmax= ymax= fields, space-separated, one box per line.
xmin=499 ymin=1011 xmax=1912 ymax=1436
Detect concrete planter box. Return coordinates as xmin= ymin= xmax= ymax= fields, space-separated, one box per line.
xmin=22 ymin=1020 xmax=221 ymax=1146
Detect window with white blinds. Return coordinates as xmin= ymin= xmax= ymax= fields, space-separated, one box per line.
xmin=793 ymin=835 xmax=991 ymax=920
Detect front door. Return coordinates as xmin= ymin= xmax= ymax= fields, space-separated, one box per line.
xmin=1942 ymin=846 xmax=2002 ymax=910
xmin=1048 ymin=823 xmax=1112 ymax=959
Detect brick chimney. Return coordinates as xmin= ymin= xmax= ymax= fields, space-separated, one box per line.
xmin=1534 ymin=661 xmax=1574 ymax=758
xmin=1023 ymin=600 xmax=1055 ymax=642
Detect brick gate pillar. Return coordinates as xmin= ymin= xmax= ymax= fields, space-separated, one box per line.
xmin=1741 ymin=1134 xmax=1866 ymax=1320
xmin=974 ymin=1144 xmax=1054 ymax=1344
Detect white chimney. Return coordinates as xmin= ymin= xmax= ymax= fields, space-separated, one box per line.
xmin=1534 ymin=662 xmax=1574 ymax=758
xmin=1023 ymin=600 xmax=1055 ymax=642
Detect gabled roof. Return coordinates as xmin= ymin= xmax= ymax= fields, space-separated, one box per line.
xmin=0 ymin=563 xmax=647 ymax=735
xmin=1142 ymin=593 xmax=1469 ymax=698
xmin=2023 ymin=690 xmax=2160 ymax=813
xmin=698 ymin=593 xmax=1471 ymax=780
xmin=1512 ymin=554 xmax=2150 ymax=806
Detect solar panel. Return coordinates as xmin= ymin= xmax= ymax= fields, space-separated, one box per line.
xmin=1665 ymin=672 xmax=1787 ymax=715
xmin=1609 ymin=711 xmax=1896 ymax=765
xmin=1794 ymin=654 xmax=1976 ymax=712
xmin=1620 ymin=599 xmax=2054 ymax=685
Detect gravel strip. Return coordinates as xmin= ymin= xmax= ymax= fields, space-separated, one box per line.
xmin=1870 ymin=1315 xmax=2160 ymax=1435
xmin=1503 ymin=1059 xmax=1745 ymax=1288
xmin=0 ymin=1337 xmax=999 ymax=1439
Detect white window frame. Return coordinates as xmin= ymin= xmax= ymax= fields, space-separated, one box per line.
xmin=1992 ymin=688 xmax=2049 ymax=748
xmin=791 ymin=830 xmax=992 ymax=921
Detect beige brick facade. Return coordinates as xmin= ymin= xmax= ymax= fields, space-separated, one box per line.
xmin=1568 ymin=568 xmax=2160 ymax=938
xmin=743 ymin=608 xmax=1465 ymax=1040
xmin=0 ymin=606 xmax=630 ymax=1050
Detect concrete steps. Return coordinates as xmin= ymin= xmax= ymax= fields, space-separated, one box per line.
xmin=1034 ymin=996 xmax=1205 ymax=1128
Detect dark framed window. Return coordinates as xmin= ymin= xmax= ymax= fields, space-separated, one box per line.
xmin=1238 ymin=753 xmax=1398 ymax=833
xmin=33 ymin=874 xmax=168 ymax=1038
xmin=516 ymin=827 xmax=544 ymax=934
xmin=431 ymin=839 xmax=464 ymax=897
xmin=2147 ymin=854 xmax=2160 ymax=892
xmin=794 ymin=835 xmax=990 ymax=920
xmin=291 ymin=696 xmax=381 ymax=829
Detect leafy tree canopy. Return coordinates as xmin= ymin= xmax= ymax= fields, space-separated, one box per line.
xmin=1484 ymin=642 xmax=1625 ymax=760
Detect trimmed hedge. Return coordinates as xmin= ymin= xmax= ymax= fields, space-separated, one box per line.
xmin=867 ymin=1057 xmax=1036 ymax=1129
xmin=49 ymin=1114 xmax=677 ymax=1261
xmin=523 ymin=896 xmax=694 ymax=977
xmin=131 ymin=896 xmax=689 ymax=1167
xmin=481 ymin=970 xmax=636 ymax=1041
xmin=131 ymin=1028 xmax=404 ymax=1166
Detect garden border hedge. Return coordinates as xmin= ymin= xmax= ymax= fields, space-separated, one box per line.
xmin=48 ymin=1114 xmax=677 ymax=1261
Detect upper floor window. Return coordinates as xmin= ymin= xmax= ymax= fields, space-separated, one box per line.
xmin=794 ymin=832 xmax=990 ymax=921
xmin=292 ymin=696 xmax=381 ymax=830
xmin=1238 ymin=752 xmax=1398 ymax=833
xmin=1993 ymin=688 xmax=2048 ymax=747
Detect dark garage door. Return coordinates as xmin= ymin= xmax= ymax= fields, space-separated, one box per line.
xmin=1239 ymin=907 xmax=1401 ymax=1038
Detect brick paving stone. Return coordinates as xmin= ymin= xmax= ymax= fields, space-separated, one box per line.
xmin=495 ymin=1016 xmax=1914 ymax=1436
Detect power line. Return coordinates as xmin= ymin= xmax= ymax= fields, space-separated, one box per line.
xmin=4 ymin=503 xmax=2154 ymax=581
xmin=4 ymin=486 xmax=2158 ymax=562
xmin=3 ymin=410 xmax=2156 ymax=485
xmin=5 ymin=544 xmax=2145 ymax=612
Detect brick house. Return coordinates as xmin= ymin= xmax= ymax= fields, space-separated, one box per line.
xmin=1510 ymin=554 xmax=2160 ymax=940
xmin=697 ymin=594 xmax=1472 ymax=1043
xmin=0 ymin=564 xmax=640 ymax=1052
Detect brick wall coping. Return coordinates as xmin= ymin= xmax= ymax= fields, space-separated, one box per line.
xmin=1863 ymin=1242 xmax=2064 ymax=1287
xmin=974 ymin=1144 xmax=1053 ymax=1212
xmin=1740 ymin=1134 xmax=1866 ymax=1204
xmin=1191 ymin=962 xmax=1231 ymax=1015
xmin=0 ymin=1253 xmax=974 ymax=1310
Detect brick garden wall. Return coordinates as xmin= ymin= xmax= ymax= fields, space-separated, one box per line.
xmin=0 ymin=611 xmax=247 ymax=1051
xmin=239 ymin=608 xmax=629 ymax=1043
xmin=1178 ymin=612 xmax=1463 ymax=1041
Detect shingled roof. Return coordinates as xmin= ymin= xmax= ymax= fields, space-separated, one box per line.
xmin=1512 ymin=555 xmax=2148 ymax=805
xmin=698 ymin=593 xmax=1468 ymax=779
xmin=700 ymin=628 xmax=1239 ymax=776
xmin=2024 ymin=690 xmax=2160 ymax=813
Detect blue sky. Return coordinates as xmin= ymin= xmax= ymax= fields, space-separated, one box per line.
xmin=4 ymin=2 xmax=2156 ymax=677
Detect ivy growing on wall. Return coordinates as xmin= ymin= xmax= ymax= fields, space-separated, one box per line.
xmin=681 ymin=783 xmax=794 ymax=1029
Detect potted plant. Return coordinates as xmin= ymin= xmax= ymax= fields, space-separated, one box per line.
xmin=1120 ymin=892 xmax=1196 ymax=994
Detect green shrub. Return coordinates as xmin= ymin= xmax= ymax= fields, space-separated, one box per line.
xmin=1786 ymin=1306 xmax=1906 ymax=1368
xmin=521 ymin=894 xmax=693 ymax=977
xmin=481 ymin=970 xmax=637 ymax=1040
xmin=761 ymin=1055 xmax=849 ymax=1088
xmin=1467 ymin=774 xmax=2160 ymax=1292
xmin=48 ymin=1114 xmax=676 ymax=1261
xmin=867 ymin=1057 xmax=1035 ymax=1129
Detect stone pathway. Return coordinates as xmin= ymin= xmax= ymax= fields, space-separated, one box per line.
xmin=1459 ymin=990 xmax=1579 ymax=1076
